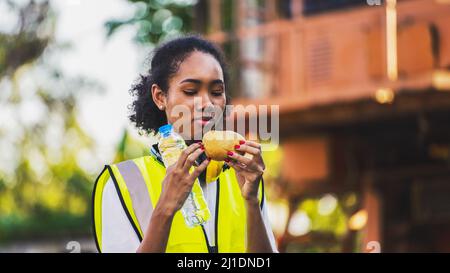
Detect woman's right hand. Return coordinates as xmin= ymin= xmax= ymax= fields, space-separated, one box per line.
xmin=156 ymin=142 xmax=210 ymax=216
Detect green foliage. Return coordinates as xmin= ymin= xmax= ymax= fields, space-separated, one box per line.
xmin=0 ymin=0 xmax=52 ymax=77
xmin=299 ymin=198 xmax=348 ymax=237
xmin=113 ymin=130 xmax=150 ymax=164
xmin=0 ymin=0 xmax=100 ymax=242
xmin=0 ymin=0 xmax=167 ymax=243
xmin=221 ymin=0 xmax=235 ymax=32
xmin=105 ymin=0 xmax=198 ymax=45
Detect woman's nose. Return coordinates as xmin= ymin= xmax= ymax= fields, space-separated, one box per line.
xmin=195 ymin=93 xmax=214 ymax=111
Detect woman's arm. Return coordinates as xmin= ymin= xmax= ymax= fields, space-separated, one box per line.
xmin=226 ymin=141 xmax=277 ymax=253
xmin=137 ymin=143 xmax=210 ymax=253
xmin=245 ymin=198 xmax=274 ymax=253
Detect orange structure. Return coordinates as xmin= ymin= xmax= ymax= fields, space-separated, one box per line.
xmin=194 ymin=0 xmax=450 ymax=252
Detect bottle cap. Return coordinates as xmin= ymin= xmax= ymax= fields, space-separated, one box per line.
xmin=158 ymin=124 xmax=173 ymax=135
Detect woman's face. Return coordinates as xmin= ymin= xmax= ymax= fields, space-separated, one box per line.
xmin=153 ymin=51 xmax=226 ymax=141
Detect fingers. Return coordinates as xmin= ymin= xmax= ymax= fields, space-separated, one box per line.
xmin=234 ymin=143 xmax=260 ymax=156
xmin=182 ymin=145 xmax=205 ymax=171
xmin=226 ymin=159 xmax=246 ymax=172
xmin=189 ymin=157 xmax=210 ymax=180
xmin=226 ymin=151 xmax=254 ymax=167
xmin=233 ymin=140 xmax=265 ymax=170
xmin=241 ymin=140 xmax=261 ymax=150
xmin=227 ymin=140 xmax=267 ymax=174
xmin=176 ymin=142 xmax=202 ymax=168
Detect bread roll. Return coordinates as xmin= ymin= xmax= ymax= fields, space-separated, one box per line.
xmin=202 ymin=130 xmax=245 ymax=161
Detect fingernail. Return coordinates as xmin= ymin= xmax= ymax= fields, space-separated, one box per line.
xmin=234 ymin=145 xmax=240 ymax=149
xmin=239 ymin=140 xmax=245 ymax=145
xmin=227 ymin=151 xmax=234 ymax=156
xmin=224 ymin=158 xmax=230 ymax=163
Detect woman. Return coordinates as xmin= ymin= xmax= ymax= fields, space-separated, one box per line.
xmin=92 ymin=35 xmax=277 ymax=253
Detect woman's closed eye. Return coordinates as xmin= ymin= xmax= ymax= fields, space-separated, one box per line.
xmin=211 ymin=90 xmax=224 ymax=96
xmin=183 ymin=89 xmax=197 ymax=96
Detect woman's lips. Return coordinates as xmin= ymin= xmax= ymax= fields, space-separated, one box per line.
xmin=195 ymin=117 xmax=213 ymax=126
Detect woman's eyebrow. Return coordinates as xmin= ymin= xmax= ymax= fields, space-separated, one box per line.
xmin=179 ymin=78 xmax=202 ymax=84
xmin=179 ymin=78 xmax=224 ymax=85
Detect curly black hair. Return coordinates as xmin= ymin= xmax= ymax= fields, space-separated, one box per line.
xmin=129 ymin=34 xmax=229 ymax=136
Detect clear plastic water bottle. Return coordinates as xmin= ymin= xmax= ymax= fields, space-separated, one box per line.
xmin=158 ymin=124 xmax=211 ymax=227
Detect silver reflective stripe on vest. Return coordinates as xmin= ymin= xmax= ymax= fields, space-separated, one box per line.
xmin=116 ymin=160 xmax=153 ymax=236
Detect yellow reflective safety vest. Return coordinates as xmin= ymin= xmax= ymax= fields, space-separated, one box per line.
xmin=92 ymin=147 xmax=264 ymax=253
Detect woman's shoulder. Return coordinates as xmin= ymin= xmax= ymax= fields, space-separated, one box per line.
xmin=100 ymin=155 xmax=162 ymax=172
xmin=109 ymin=155 xmax=150 ymax=166
xmin=96 ymin=155 xmax=165 ymax=187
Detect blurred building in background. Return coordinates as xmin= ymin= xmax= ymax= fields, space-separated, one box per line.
xmin=192 ymin=0 xmax=450 ymax=252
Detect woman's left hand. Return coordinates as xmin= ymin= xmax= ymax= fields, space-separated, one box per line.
xmin=225 ymin=140 xmax=265 ymax=203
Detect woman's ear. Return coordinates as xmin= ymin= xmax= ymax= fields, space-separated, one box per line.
xmin=151 ymin=84 xmax=166 ymax=110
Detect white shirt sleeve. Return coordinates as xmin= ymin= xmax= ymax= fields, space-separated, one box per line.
xmin=101 ymin=178 xmax=140 ymax=253
xmin=261 ymin=196 xmax=279 ymax=253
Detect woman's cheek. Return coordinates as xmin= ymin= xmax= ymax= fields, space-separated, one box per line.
xmin=167 ymin=98 xmax=193 ymax=120
xmin=213 ymin=95 xmax=226 ymax=108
